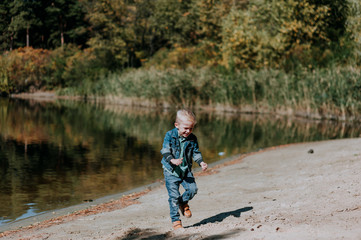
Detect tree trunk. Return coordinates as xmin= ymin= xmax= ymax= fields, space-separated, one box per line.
xmin=61 ymin=31 xmax=64 ymax=47
xmin=10 ymin=34 xmax=13 ymax=51
xmin=26 ymin=27 xmax=29 ymax=47
xmin=59 ymin=15 xmax=64 ymax=47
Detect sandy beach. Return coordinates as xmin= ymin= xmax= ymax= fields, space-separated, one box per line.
xmin=1 ymin=138 xmax=361 ymax=240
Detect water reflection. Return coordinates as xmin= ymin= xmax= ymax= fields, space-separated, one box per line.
xmin=0 ymin=98 xmax=360 ymax=226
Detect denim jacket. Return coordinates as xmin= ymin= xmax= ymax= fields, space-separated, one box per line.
xmin=161 ymin=128 xmax=204 ymax=173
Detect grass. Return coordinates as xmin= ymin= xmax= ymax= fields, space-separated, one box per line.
xmin=54 ymin=65 xmax=361 ymax=121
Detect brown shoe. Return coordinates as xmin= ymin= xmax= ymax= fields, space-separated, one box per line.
xmin=172 ymin=220 xmax=183 ymax=230
xmin=179 ymin=203 xmax=192 ymax=218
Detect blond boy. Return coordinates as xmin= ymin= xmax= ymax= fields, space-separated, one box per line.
xmin=161 ymin=109 xmax=208 ymax=229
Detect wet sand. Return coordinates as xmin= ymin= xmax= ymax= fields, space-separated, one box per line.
xmin=1 ymin=138 xmax=361 ymax=240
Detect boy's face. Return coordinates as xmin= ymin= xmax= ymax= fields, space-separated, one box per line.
xmin=175 ymin=119 xmax=195 ymax=138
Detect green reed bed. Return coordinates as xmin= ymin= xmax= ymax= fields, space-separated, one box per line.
xmin=100 ymin=66 xmax=361 ymax=120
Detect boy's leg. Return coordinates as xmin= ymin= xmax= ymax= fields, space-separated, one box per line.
xmin=164 ymin=170 xmax=182 ymax=223
xmin=180 ymin=170 xmax=198 ymax=204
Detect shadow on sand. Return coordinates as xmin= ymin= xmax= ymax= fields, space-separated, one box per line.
xmin=118 ymin=207 xmax=253 ymax=240
xmin=117 ymin=228 xmax=172 ymax=240
xmin=188 ymin=206 xmax=253 ymax=227
xmin=118 ymin=227 xmax=245 ymax=240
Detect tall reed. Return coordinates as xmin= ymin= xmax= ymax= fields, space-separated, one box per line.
xmin=102 ymin=66 xmax=361 ymax=120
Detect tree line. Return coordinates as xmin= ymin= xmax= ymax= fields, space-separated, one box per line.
xmin=0 ymin=0 xmax=360 ymax=104
xmin=0 ymin=0 xmax=88 ymax=51
xmin=2 ymin=0 xmax=358 ymax=68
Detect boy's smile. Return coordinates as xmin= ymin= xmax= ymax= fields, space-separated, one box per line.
xmin=175 ymin=120 xmax=194 ymax=138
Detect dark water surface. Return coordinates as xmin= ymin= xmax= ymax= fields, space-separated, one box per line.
xmin=1 ymin=98 xmax=360 ymax=227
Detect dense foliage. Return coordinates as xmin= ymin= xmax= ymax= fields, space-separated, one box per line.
xmin=0 ymin=0 xmax=88 ymax=50
xmin=0 ymin=0 xmax=360 ymax=119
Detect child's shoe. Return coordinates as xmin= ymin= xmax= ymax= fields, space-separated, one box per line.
xmin=172 ymin=220 xmax=183 ymax=230
xmin=179 ymin=203 xmax=192 ymax=218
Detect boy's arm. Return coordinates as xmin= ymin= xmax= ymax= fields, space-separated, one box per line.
xmin=161 ymin=131 xmax=183 ymax=166
xmin=192 ymin=136 xmax=207 ymax=170
xmin=160 ymin=131 xmax=175 ymax=163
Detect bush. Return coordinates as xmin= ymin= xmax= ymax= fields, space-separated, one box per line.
xmin=0 ymin=56 xmax=12 ymax=95
xmin=0 ymin=45 xmax=112 ymax=95
xmin=1 ymin=47 xmax=51 ymax=93
xmin=44 ymin=44 xmax=84 ymax=88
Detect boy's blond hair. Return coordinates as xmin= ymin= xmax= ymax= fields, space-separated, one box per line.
xmin=176 ymin=109 xmax=196 ymax=124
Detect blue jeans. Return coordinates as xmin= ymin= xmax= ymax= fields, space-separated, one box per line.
xmin=164 ymin=169 xmax=198 ymax=222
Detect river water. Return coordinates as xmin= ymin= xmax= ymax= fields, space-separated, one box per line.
xmin=0 ymin=98 xmax=360 ymax=227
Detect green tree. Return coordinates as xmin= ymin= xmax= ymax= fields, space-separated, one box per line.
xmin=1 ymin=0 xmax=88 ymax=51
xmin=194 ymin=0 xmax=247 ymax=43
xmin=131 ymin=0 xmax=157 ymax=60
xmin=44 ymin=0 xmax=89 ymax=49
xmin=150 ymin=0 xmax=197 ymax=46
xmin=188 ymin=0 xmax=245 ymax=66
xmin=344 ymin=0 xmax=361 ymax=64
xmin=0 ymin=0 xmax=12 ymax=51
xmin=8 ymin=0 xmax=42 ymax=49
xmin=221 ymin=0 xmax=333 ymax=69
xmin=85 ymin=0 xmax=130 ymax=69
xmin=310 ymin=0 xmax=349 ymax=42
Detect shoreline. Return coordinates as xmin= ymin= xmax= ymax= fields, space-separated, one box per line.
xmin=0 ymin=145 xmax=290 ymax=237
xmin=0 ymin=150 xmax=246 ymax=235
xmin=0 ymin=182 xmax=157 ymax=234
xmin=3 ymin=139 xmax=361 ymax=239
xmin=9 ymin=91 xmax=361 ymax=122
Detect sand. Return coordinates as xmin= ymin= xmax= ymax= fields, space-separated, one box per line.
xmin=1 ymin=138 xmax=361 ymax=240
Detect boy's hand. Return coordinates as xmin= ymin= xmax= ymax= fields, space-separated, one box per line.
xmin=171 ymin=158 xmax=183 ymax=166
xmin=200 ymin=162 xmax=208 ymax=171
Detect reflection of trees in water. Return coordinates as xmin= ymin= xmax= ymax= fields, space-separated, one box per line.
xmin=2 ymin=99 xmax=360 ymax=157
xmin=0 ymin=99 xmax=167 ymax=223
xmin=196 ymin=113 xmax=361 ymax=162
xmin=1 ymin=98 xmax=361 ymax=224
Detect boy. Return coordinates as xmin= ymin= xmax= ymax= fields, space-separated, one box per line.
xmin=161 ymin=109 xmax=208 ymax=230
